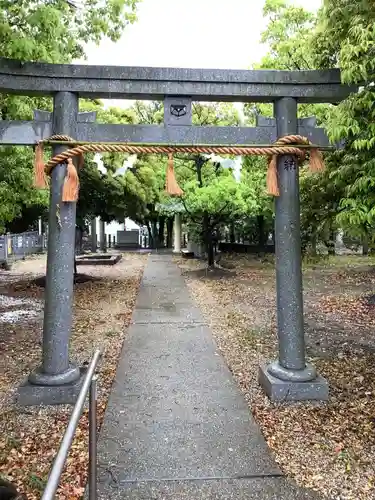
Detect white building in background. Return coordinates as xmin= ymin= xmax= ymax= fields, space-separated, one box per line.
xmin=124 ymin=218 xmax=140 ymax=231
xmin=103 ymin=220 xmax=124 ymax=241
xmin=90 ymin=218 xmax=140 ymax=244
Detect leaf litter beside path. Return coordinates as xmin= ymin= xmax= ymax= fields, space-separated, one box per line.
xmin=176 ymin=254 xmax=375 ymax=500
xmin=0 ymin=252 xmax=148 ymax=499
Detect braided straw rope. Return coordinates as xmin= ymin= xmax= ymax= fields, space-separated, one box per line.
xmin=42 ymin=134 xmax=311 ymax=173
xmin=34 ymin=134 xmax=323 ymax=201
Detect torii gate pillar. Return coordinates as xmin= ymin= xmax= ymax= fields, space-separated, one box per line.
xmin=258 ymin=97 xmax=328 ymax=401
xmin=17 ymin=92 xmax=82 ymax=405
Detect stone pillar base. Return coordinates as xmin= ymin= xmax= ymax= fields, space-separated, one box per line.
xmin=258 ymin=364 xmax=329 ymax=402
xmin=15 ymin=367 xmax=87 ymax=406
xmin=28 ymin=363 xmax=80 ymax=386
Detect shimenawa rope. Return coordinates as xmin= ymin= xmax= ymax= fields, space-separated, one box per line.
xmin=33 ymin=135 xmax=324 ymax=202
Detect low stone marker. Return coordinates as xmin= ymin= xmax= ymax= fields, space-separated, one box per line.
xmin=75 ymin=253 xmax=122 ymax=266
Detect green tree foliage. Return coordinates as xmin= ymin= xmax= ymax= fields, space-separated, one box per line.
xmin=259 ymin=0 xmax=316 ymax=71
xmin=239 ymin=156 xmax=274 ymax=248
xmin=122 ymin=154 xmax=166 ymax=231
xmin=313 ymin=0 xmax=375 ymax=82
xmin=192 ymin=102 xmax=240 ymax=127
xmin=181 ymin=157 xmax=255 ymax=265
xmin=0 ymin=147 xmax=48 ymax=233
xmin=255 ymin=0 xmax=375 ymax=254
xmin=247 ymin=0 xmax=345 ymax=254
xmin=311 ymin=0 xmax=375 ymax=248
xmin=111 ymin=102 xmax=167 ymax=244
xmin=0 ymin=94 xmax=52 ymax=232
xmin=75 ymin=100 xmax=137 ymax=230
xmin=75 ymin=100 xmax=168 ymax=247
xmin=107 ymin=100 xmax=258 ymax=259
xmin=0 ymin=0 xmax=139 ymax=233
xmin=0 ymin=0 xmax=138 ymax=62
xmin=252 ymin=0 xmax=328 ymax=120
xmin=174 ymin=103 xmax=262 ymax=264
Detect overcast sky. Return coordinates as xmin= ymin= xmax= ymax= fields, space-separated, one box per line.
xmin=82 ymin=0 xmax=322 ymax=107
xmin=84 ymin=0 xmax=322 ymax=69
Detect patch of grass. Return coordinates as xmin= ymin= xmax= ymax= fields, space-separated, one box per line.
xmin=221 ymin=253 xmax=275 ymax=269
xmin=6 ymin=436 xmax=21 ymax=451
xmin=303 ymin=254 xmax=375 ymax=270
xmin=336 ymin=449 xmax=353 ymax=474
xmin=242 ymin=326 xmax=272 ymax=346
xmin=225 ymin=310 xmax=244 ymax=324
xmin=244 ymin=327 xmax=262 ymax=343
xmin=328 ymin=254 xmax=375 ymax=267
xmin=27 ymin=473 xmax=47 ymax=492
xmin=105 ymin=330 xmax=118 ymax=337
xmin=303 ymin=254 xmax=330 ymax=268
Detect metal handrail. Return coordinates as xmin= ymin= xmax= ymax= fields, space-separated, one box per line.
xmin=41 ymin=349 xmax=102 ymax=500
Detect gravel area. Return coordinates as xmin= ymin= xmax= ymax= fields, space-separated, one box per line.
xmin=0 ymin=252 xmax=148 ymax=499
xmin=176 ymin=254 xmax=375 ymax=500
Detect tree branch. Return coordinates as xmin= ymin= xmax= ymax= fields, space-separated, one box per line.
xmin=181 ymin=198 xmax=201 ymax=224
xmin=209 ymin=202 xmax=231 ymax=228
xmin=173 ymin=154 xmax=197 ymax=163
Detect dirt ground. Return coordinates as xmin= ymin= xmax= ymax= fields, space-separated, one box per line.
xmin=176 ymin=253 xmax=375 ymax=500
xmin=0 ymin=252 xmax=147 ymax=499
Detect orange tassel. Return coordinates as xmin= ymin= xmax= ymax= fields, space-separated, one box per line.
xmin=62 ymin=158 xmax=79 ymax=202
xmin=33 ymin=142 xmax=47 ymax=189
xmin=266 ymin=156 xmax=279 ymax=196
xmin=165 ymin=153 xmax=183 ymax=196
xmin=309 ymin=148 xmax=325 ymax=173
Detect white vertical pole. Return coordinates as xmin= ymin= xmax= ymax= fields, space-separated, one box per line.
xmin=173 ymin=213 xmax=181 ymax=253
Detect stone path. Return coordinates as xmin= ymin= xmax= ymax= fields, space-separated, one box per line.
xmin=96 ymin=254 xmax=319 ymax=499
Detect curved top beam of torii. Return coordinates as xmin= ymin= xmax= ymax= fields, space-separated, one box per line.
xmin=0 ymin=57 xmax=356 ymax=103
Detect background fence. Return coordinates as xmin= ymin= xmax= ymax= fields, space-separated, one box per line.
xmin=0 ymin=231 xmax=47 ymax=263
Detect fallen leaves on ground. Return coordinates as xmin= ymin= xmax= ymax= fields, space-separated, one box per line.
xmin=0 ymin=253 xmax=147 ymax=499
xmin=175 ymin=254 xmax=375 ymax=500
xmin=320 ymin=294 xmax=375 ymax=326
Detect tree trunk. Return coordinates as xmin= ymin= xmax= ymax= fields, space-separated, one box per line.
xmin=90 ymin=218 xmax=97 ymax=253
xmin=311 ymin=234 xmax=317 ymax=256
xmin=207 ymin=239 xmax=215 ymax=266
xmin=202 ymin=213 xmax=215 ymax=266
xmin=362 ymin=233 xmax=369 ymax=255
xmin=146 ymin=221 xmax=154 ymax=248
xmin=75 ymin=226 xmax=84 ymax=255
xmin=257 ymin=215 xmax=266 ymax=251
xmin=196 ymin=156 xmax=204 ymax=187
xmin=99 ymin=219 xmax=106 ymax=253
xmin=326 ymin=229 xmax=336 ymax=255
xmin=230 ymin=222 xmax=235 ymax=243
xmin=166 ymin=217 xmax=173 ymax=248
xmin=152 ymin=220 xmax=158 ymax=249
xmin=158 ymin=216 xmax=165 ymax=248
xmin=326 ymin=243 xmax=335 ymax=255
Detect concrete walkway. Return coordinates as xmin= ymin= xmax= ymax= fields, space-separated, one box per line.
xmin=96 ymin=254 xmax=319 ymax=499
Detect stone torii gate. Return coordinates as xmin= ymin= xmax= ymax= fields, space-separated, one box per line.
xmin=0 ymin=58 xmax=355 ymax=404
